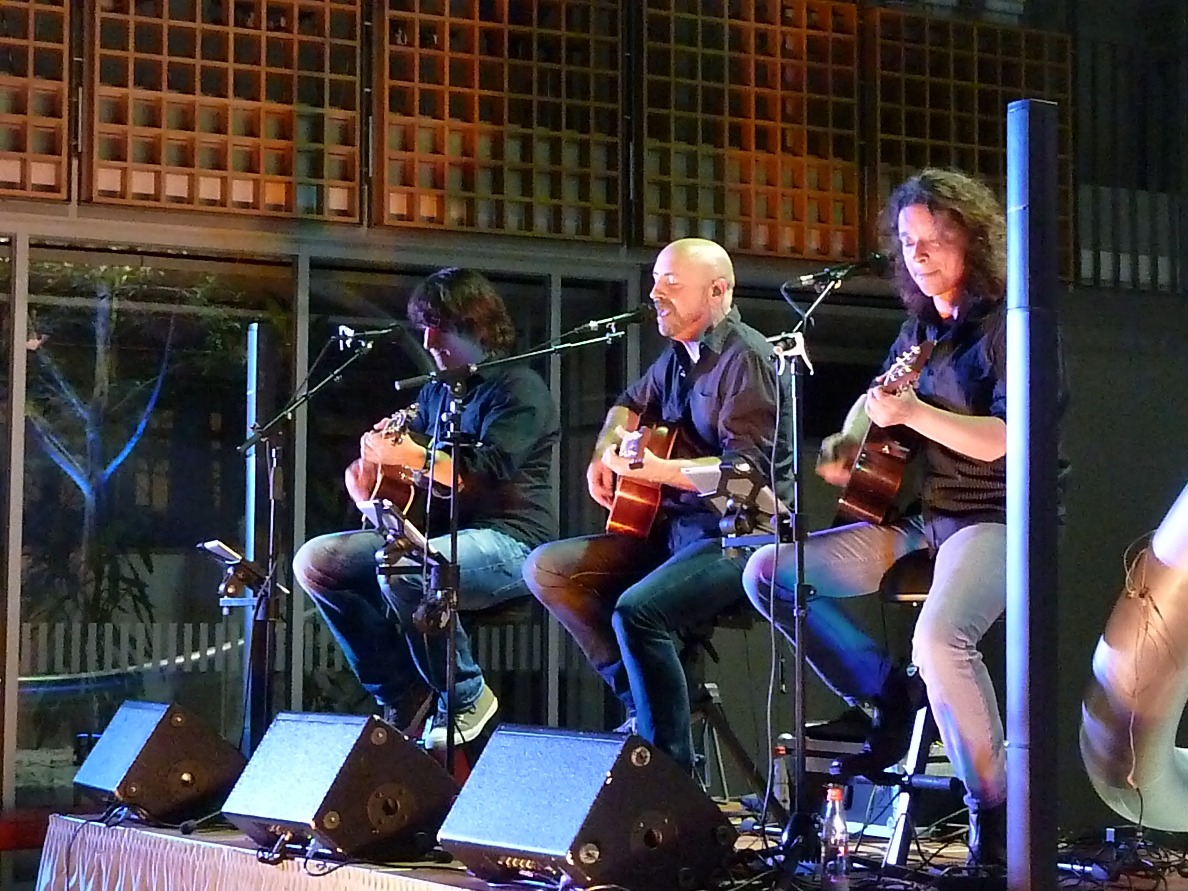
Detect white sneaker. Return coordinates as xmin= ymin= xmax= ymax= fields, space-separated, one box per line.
xmin=421 ymin=683 xmax=499 ymax=750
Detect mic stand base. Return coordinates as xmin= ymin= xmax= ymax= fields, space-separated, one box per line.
xmin=776 ymin=809 xmax=819 ymax=870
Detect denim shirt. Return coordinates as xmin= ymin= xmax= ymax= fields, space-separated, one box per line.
xmin=615 ymin=307 xmax=794 ymax=554
xmin=413 ymin=365 xmax=560 ymax=549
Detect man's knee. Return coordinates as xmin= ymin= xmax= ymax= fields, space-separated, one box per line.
xmin=292 ymin=537 xmax=326 ymax=590
xmin=742 ymin=546 xmax=777 ymax=615
xmin=911 ymin=612 xmax=976 ymax=677
xmin=610 ymin=585 xmax=673 ymax=643
xmin=522 ymin=543 xmax=567 ymax=606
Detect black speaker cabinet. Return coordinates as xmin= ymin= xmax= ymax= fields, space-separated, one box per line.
xmin=73 ymin=700 xmax=246 ymax=823
xmin=221 ymin=712 xmax=459 ymax=860
xmin=438 ymin=725 xmax=738 ymax=891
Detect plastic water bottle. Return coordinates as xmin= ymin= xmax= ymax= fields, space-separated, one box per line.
xmin=820 ymin=783 xmax=850 ymax=889
xmin=771 ymin=733 xmax=794 ymax=810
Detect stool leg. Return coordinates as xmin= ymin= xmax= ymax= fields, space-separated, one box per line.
xmin=884 ymin=706 xmax=933 ymax=868
xmin=693 ymin=682 xmax=733 ymax=800
xmin=692 ymin=685 xmax=790 ymax=825
xmin=706 ymin=684 xmax=732 ymax=800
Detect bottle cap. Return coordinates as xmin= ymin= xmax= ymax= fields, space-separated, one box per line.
xmin=826 ymin=784 xmax=845 ymax=802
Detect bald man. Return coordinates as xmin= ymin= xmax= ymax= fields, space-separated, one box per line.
xmin=523 ymin=238 xmax=794 ymax=773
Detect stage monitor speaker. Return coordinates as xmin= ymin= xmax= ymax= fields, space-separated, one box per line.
xmin=73 ymin=700 xmax=246 ymax=823
xmin=438 ymin=725 xmax=738 ymax=891
xmin=221 ymin=712 xmax=459 ymax=860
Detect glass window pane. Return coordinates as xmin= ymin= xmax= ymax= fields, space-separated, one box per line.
xmin=16 ymin=247 xmax=292 ymax=808
xmin=559 ymin=279 xmax=626 ymax=538
xmin=299 ymin=264 xmax=555 ymax=725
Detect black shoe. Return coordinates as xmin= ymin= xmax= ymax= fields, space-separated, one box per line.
xmin=805 ymin=706 xmax=872 ymax=743
xmin=968 ymin=800 xmax=1007 ymax=867
xmin=832 ymin=664 xmax=927 ymax=779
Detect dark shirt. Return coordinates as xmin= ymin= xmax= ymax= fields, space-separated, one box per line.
xmin=412 ymin=364 xmax=559 ymax=549
xmin=878 ymin=298 xmax=1069 ymax=547
xmin=615 ymin=306 xmax=794 ymax=554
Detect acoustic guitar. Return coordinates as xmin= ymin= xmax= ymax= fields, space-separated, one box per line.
xmin=605 ymin=424 xmax=678 ymax=538
xmin=834 ymin=341 xmax=935 ymax=526
xmin=344 ymin=404 xmax=426 ymax=518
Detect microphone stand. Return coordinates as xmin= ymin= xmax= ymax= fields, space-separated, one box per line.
xmin=766 ymin=272 xmax=848 ymax=876
xmin=232 ymin=335 xmax=387 ymax=755
xmin=394 ymin=321 xmax=638 ymax=775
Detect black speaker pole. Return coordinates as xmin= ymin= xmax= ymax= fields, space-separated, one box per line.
xmin=1004 ymin=97 xmax=1061 ymax=891
xmin=424 ymin=380 xmax=467 ymax=774
xmin=768 ymin=326 xmax=818 ymax=867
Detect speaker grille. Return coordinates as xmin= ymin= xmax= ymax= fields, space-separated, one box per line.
xmin=439 ymin=725 xmax=737 ymax=891
xmin=73 ymin=701 xmax=245 ymax=823
xmin=221 ymin=712 xmax=459 ymax=860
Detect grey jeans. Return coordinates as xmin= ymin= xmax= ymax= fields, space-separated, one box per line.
xmin=742 ymin=518 xmax=1007 ymax=809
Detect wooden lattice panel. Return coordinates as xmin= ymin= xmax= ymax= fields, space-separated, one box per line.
xmin=91 ymin=0 xmax=360 ymax=220
xmin=378 ymin=0 xmax=621 ymax=241
xmin=868 ymin=9 xmax=1073 ymax=274
xmin=0 ymin=0 xmax=68 ymax=199
xmin=643 ymin=0 xmax=860 ymax=259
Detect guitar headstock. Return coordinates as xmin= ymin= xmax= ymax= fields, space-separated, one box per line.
xmin=878 ymin=341 xmax=935 ymax=394
xmin=380 ymin=403 xmax=419 ymax=442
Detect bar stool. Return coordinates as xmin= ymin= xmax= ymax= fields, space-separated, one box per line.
xmin=680 ymin=599 xmax=791 ymax=824
xmin=396 ymin=585 xmax=542 ymax=780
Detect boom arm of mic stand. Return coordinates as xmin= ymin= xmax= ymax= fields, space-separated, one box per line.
xmin=239 ymin=338 xmax=376 ymax=454
xmin=393 ymin=328 xmax=630 ymax=392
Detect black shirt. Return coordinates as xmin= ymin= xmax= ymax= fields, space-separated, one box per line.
xmin=615 ymin=307 xmax=794 ymax=553
xmin=412 ymin=365 xmax=559 ymax=549
xmin=878 ymin=298 xmax=1069 ymax=546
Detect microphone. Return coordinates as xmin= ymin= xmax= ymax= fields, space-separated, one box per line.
xmin=791 ymin=252 xmax=890 ymax=287
xmin=569 ymin=303 xmax=656 ymax=334
xmin=334 ymin=322 xmax=405 ymax=350
xmin=412 ymin=590 xmax=451 ymax=635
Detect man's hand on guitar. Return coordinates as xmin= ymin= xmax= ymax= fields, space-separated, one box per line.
xmin=864 ymin=385 xmax=920 ymax=429
xmin=360 ymin=429 xmax=423 ymax=470
xmin=816 ymin=433 xmax=861 ymax=487
xmin=599 ymin=442 xmax=638 ymax=477
xmin=601 ymin=426 xmax=663 ymax=477
xmin=587 ymin=457 xmax=617 ymax=510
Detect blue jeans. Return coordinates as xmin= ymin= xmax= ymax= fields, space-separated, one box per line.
xmin=293 ymin=526 xmax=530 ymax=709
xmin=523 ymin=535 xmax=750 ymax=772
xmin=742 ymin=519 xmax=1008 ymax=809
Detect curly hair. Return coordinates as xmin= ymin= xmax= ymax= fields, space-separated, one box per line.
xmin=406 ymin=267 xmax=516 ymax=357
xmin=877 ymin=168 xmax=1007 ymax=317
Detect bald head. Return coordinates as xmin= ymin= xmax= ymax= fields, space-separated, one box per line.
xmin=650 ymin=238 xmax=736 ymax=343
xmin=665 ymin=238 xmax=736 ymax=297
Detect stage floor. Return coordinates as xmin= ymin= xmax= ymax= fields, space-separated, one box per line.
xmin=32 ymin=811 xmax=1188 ymax=891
